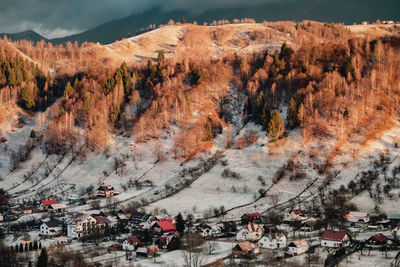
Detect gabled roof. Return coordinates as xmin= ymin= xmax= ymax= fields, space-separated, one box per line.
xmin=242 ymin=212 xmax=261 ymax=218
xmin=95 ymin=216 xmax=109 ymax=224
xmin=41 ymin=200 xmax=58 ymax=206
xmin=97 ymin=185 xmax=114 ymax=191
xmin=289 ymin=239 xmax=308 ymax=248
xmin=68 ymin=213 xmax=94 ymax=225
xmin=43 ymin=220 xmax=60 ymax=228
xmin=49 ymin=203 xmax=67 ymax=210
xmin=345 ymin=211 xmax=369 ymax=223
xmin=147 ymin=246 xmax=159 ymax=253
xmin=321 ymin=230 xmax=347 ymax=242
xmin=388 ymin=214 xmax=400 ymax=220
xmin=155 ymin=220 xmax=176 ymax=232
xmin=131 ymin=212 xmax=152 ymax=222
xmin=126 ymin=236 xmax=140 ymax=245
xmin=244 ymin=223 xmax=263 ymax=233
xmin=264 ymin=232 xmax=286 ymax=241
xmin=368 ymin=234 xmax=388 ymax=243
xmin=235 ymin=241 xmax=258 ymax=252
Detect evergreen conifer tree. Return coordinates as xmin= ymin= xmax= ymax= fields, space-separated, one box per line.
xmin=176 ymin=213 xmax=185 ymax=235
xmin=287 ymin=97 xmax=299 ymax=127
xmin=63 ymin=81 xmax=73 ymax=99
xmin=20 ymin=84 xmax=35 ymax=109
xmin=267 ymin=110 xmax=284 ymax=142
xmin=260 ymin=102 xmax=271 ymax=129
xmin=36 ymin=248 xmax=47 ymax=267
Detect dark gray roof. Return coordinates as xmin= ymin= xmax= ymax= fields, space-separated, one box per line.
xmin=388 ymin=214 xmax=400 ymax=220
xmin=44 ymin=221 xmax=60 ymax=227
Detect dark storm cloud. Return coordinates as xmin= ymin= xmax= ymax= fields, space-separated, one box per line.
xmin=0 ymin=0 xmax=279 ymax=37
xmin=0 ymin=0 xmax=399 ymax=38
xmin=0 ymin=0 xmax=156 ymax=38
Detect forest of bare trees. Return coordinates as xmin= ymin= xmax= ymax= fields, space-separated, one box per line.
xmin=1 ymin=20 xmax=399 ymax=161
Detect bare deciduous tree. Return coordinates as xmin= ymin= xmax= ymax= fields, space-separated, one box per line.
xmin=181 ymin=233 xmax=207 ymax=267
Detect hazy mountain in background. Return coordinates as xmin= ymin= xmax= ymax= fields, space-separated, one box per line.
xmin=0 ymin=30 xmax=48 ymax=43
xmin=2 ymin=0 xmax=399 ymax=44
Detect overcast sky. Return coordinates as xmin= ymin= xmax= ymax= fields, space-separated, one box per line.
xmin=0 ymin=0 xmax=271 ymax=38
xmin=0 ymin=0 xmax=398 ymax=38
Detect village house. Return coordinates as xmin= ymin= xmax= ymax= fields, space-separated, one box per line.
xmin=116 ymin=209 xmax=132 ymax=223
xmin=197 ymin=223 xmax=223 ymax=238
xmin=97 ymin=185 xmax=114 ymax=198
xmin=67 ymin=213 xmax=97 ymax=239
xmin=345 ymin=211 xmax=370 ymax=228
xmin=284 ymin=209 xmax=308 ymax=224
xmin=15 ymin=204 xmax=33 ymax=214
xmin=300 ymin=217 xmax=321 ymax=232
xmin=321 ymin=230 xmax=350 ymax=248
xmin=258 ymin=232 xmax=287 ymax=249
xmin=365 ymin=233 xmax=389 ymax=248
xmin=288 ymin=239 xmax=309 ymax=256
xmin=40 ymin=221 xmax=62 ymax=236
xmin=40 ymin=200 xmax=58 ymax=210
xmin=156 ymin=234 xmax=180 ymax=250
xmin=48 ymin=203 xmax=67 ymax=213
xmin=122 ymin=236 xmax=141 ymax=251
xmin=232 ymin=241 xmax=260 ymax=258
xmin=130 ymin=212 xmax=154 ymax=229
xmin=241 ymin=212 xmax=261 ymax=223
xmin=136 ymin=246 xmax=160 ymax=258
xmin=236 ymin=222 xmax=264 ymax=242
xmin=151 ymin=220 xmax=177 ymax=235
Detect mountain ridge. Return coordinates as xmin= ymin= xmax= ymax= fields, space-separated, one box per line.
xmin=1 ymin=0 xmax=399 ymax=44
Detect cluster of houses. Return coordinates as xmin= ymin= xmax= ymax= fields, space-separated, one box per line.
xmin=229 ymin=211 xmax=351 ymax=258
xmin=2 ymin=185 xmax=118 ymax=219
xmin=3 ymin=183 xmax=400 ymax=264
xmin=228 ymin=209 xmax=400 ymax=259
xmin=32 ymin=207 xmax=400 ymax=259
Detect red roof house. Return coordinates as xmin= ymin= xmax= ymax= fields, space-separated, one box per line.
xmin=122 ymin=236 xmax=141 ymax=251
xmin=41 ymin=200 xmax=58 ymax=207
xmin=367 ymin=234 xmax=388 ymax=246
xmin=232 ymin=241 xmax=260 ymax=258
xmin=152 ymin=220 xmax=176 ymax=234
xmin=321 ymin=230 xmax=350 ymax=248
xmin=241 ymin=212 xmax=261 ymax=223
